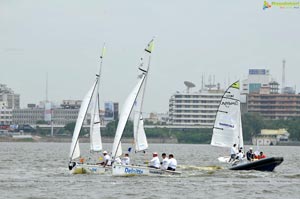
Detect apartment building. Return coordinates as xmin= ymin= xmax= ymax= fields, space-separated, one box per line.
xmin=168 ymin=89 xmax=224 ymax=128
xmin=247 ymin=93 xmax=300 ymax=120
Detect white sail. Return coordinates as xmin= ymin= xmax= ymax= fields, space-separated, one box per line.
xmin=111 ymin=74 xmax=147 ymax=159
xmin=116 ymin=141 xmax=122 ymax=158
xmin=89 ymin=44 xmax=105 ymax=152
xmin=133 ymin=100 xmax=148 ymax=152
xmin=211 ymin=81 xmax=243 ymax=148
xmin=73 ymin=140 xmax=80 ymax=160
xmin=69 ymin=78 xmax=98 ymax=161
xmin=89 ymin=94 xmax=102 ymax=152
xmin=238 ymin=108 xmax=244 ymax=148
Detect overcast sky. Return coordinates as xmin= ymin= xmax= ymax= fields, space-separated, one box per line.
xmin=1 ymin=0 xmax=300 ymax=113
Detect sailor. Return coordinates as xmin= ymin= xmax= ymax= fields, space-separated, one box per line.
xmin=100 ymin=151 xmax=111 ymax=167
xmin=149 ymin=152 xmax=160 ymax=169
xmin=236 ymin=149 xmax=244 ymax=161
xmin=68 ymin=161 xmax=76 ymax=170
xmin=229 ymin=144 xmax=237 ymax=162
xmin=160 ymin=153 xmax=169 ymax=170
xmin=258 ymin=151 xmax=266 ymax=159
xmin=121 ymin=153 xmax=130 ymax=165
xmin=239 ymin=147 xmax=245 ymax=157
xmin=246 ymin=147 xmax=254 ymax=161
xmin=167 ymin=154 xmax=177 ymax=171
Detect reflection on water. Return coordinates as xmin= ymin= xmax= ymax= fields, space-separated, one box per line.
xmin=0 ymin=143 xmax=299 ymax=199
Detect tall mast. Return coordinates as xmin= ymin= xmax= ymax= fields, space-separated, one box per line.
xmin=90 ymin=44 xmax=105 ymax=151
xmin=97 ymin=43 xmax=105 ymax=109
xmin=134 ymin=39 xmax=154 ymax=146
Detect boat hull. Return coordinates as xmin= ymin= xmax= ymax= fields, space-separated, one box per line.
xmin=229 ymin=157 xmax=284 ymax=172
xmin=112 ymin=164 xmax=181 ymax=176
xmin=70 ymin=163 xmax=111 ymax=174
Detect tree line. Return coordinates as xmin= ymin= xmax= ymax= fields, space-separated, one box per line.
xmin=35 ymin=113 xmax=300 ymax=144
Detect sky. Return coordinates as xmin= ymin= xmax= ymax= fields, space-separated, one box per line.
xmin=1 ymin=0 xmax=300 ymax=113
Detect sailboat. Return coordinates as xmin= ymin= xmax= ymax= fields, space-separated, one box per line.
xmin=211 ymin=81 xmax=283 ymax=171
xmin=211 ymin=81 xmax=243 ymax=163
xmin=68 ymin=45 xmax=108 ymax=174
xmin=111 ymin=39 xmax=180 ymax=176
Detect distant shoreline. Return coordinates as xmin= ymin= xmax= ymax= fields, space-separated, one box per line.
xmin=1 ymin=136 xmax=300 ymax=145
xmin=0 ymin=136 xmax=179 ymax=144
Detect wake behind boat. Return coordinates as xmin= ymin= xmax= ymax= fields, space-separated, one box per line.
xmin=230 ymin=157 xmax=284 ymax=172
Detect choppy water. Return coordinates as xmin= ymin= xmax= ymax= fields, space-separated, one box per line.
xmin=0 ymin=142 xmax=299 ymax=199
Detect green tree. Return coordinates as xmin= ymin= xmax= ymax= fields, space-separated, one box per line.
xmin=242 ymin=113 xmax=264 ymax=142
xmin=102 ymin=120 xmax=118 ymax=136
xmin=36 ymin=120 xmax=48 ymax=124
xmin=64 ymin=122 xmax=90 ymax=136
xmin=64 ymin=122 xmax=76 ymax=132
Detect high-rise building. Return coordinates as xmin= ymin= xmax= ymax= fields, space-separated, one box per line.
xmin=0 ymin=84 xmax=20 ymax=109
xmin=168 ymin=88 xmax=224 ymax=128
xmin=0 ymin=84 xmax=19 ymax=125
xmin=0 ymin=103 xmax=12 ymax=125
xmin=104 ymin=102 xmax=119 ymax=122
xmin=242 ymin=69 xmax=272 ymax=94
xmin=113 ymin=102 xmax=119 ymax=121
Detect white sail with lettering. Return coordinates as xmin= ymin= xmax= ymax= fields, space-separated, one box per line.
xmin=211 ymin=81 xmax=243 ymax=148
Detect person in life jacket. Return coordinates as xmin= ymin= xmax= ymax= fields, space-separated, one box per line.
xmin=258 ymin=151 xmax=266 ymax=159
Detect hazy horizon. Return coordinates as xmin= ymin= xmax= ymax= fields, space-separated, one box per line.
xmin=1 ymin=0 xmax=300 ymax=113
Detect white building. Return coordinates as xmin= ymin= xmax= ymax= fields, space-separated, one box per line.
xmin=0 ymin=83 xmax=19 ymax=125
xmin=12 ymin=108 xmax=81 ymax=125
xmin=0 ymin=84 xmax=20 ymax=109
xmin=168 ymin=88 xmax=224 ymax=128
xmin=242 ymin=69 xmax=272 ymax=94
xmin=0 ymin=102 xmax=13 ymax=125
xmin=145 ymin=112 xmax=168 ymax=124
xmin=12 ymin=108 xmax=44 ymax=125
xmin=252 ymin=129 xmax=289 ymax=146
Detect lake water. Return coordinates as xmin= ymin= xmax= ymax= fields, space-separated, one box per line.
xmin=0 ymin=142 xmax=299 ymax=199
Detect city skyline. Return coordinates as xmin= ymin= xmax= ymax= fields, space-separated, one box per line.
xmin=1 ymin=0 xmax=300 ymax=113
